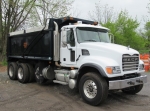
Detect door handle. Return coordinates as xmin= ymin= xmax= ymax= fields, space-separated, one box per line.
xmin=68 ymin=48 xmax=73 ymax=51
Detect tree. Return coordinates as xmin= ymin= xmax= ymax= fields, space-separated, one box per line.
xmin=145 ymin=21 xmax=150 ymax=39
xmin=89 ymin=1 xmax=146 ymax=51
xmin=27 ymin=0 xmax=73 ymax=26
xmin=89 ymin=1 xmax=116 ymax=24
xmin=0 ymin=0 xmax=2 ymax=52
xmin=143 ymin=21 xmax=150 ymax=49
xmin=103 ymin=11 xmax=145 ymax=50
xmin=0 ymin=0 xmax=36 ymax=61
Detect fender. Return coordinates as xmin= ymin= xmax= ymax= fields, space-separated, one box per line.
xmin=78 ymin=63 xmax=108 ymax=77
xmin=77 ymin=56 xmax=120 ymax=76
xmin=74 ymin=63 xmax=108 ymax=89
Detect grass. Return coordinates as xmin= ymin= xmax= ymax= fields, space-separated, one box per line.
xmin=0 ymin=59 xmax=7 ymax=66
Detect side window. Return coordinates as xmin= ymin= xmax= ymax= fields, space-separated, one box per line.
xmin=67 ymin=29 xmax=75 ymax=47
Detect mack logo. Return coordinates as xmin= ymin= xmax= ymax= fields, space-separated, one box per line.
xmin=123 ymin=57 xmax=139 ymax=62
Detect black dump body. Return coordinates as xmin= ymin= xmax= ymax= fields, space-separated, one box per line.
xmin=7 ymin=30 xmax=53 ymax=61
xmin=7 ymin=17 xmax=97 ymax=61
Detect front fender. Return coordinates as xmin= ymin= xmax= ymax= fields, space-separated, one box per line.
xmin=78 ymin=56 xmax=123 ymax=77
xmin=79 ymin=63 xmax=108 ymax=77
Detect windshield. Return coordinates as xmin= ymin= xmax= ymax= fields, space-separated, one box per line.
xmin=76 ymin=27 xmax=110 ymax=43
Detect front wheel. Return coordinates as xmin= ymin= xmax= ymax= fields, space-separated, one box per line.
xmin=122 ymin=84 xmax=143 ymax=94
xmin=79 ymin=72 xmax=108 ymax=106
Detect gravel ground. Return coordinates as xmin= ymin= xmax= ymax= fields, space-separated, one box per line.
xmin=0 ymin=71 xmax=149 ymax=111
xmin=0 ymin=65 xmax=7 ymax=72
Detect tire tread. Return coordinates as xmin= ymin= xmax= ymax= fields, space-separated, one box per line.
xmin=79 ymin=72 xmax=108 ymax=106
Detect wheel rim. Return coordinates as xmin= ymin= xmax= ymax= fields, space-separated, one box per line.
xmin=9 ymin=66 xmax=14 ymax=77
xmin=18 ymin=67 xmax=23 ymax=80
xmin=83 ymin=80 xmax=97 ymax=99
xmin=35 ymin=67 xmax=40 ymax=79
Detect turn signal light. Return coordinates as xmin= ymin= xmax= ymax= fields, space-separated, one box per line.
xmin=106 ymin=67 xmax=112 ymax=74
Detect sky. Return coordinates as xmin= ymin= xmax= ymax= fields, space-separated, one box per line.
xmin=72 ymin=0 xmax=150 ymax=29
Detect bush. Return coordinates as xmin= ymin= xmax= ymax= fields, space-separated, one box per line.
xmin=139 ymin=50 xmax=150 ymax=54
xmin=1 ymin=59 xmax=7 ymax=66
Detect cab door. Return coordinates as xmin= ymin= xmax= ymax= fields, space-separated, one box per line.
xmin=60 ymin=28 xmax=76 ymax=65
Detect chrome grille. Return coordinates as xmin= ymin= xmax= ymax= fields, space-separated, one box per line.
xmin=122 ymin=54 xmax=139 ymax=71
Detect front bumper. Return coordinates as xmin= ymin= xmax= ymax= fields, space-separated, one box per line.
xmin=109 ymin=75 xmax=147 ymax=90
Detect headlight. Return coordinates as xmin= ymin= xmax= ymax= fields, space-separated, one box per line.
xmin=106 ymin=66 xmax=121 ymax=74
xmin=139 ymin=64 xmax=144 ymax=70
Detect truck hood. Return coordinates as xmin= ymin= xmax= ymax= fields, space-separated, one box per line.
xmin=77 ymin=42 xmax=140 ymax=76
xmin=79 ymin=42 xmax=139 ymax=54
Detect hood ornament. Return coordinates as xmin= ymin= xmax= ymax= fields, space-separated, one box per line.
xmin=127 ymin=45 xmax=130 ymax=50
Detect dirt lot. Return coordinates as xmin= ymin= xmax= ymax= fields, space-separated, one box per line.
xmin=0 ymin=65 xmax=7 ymax=72
xmin=0 ymin=69 xmax=150 ymax=111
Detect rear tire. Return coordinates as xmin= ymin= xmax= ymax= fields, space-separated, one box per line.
xmin=8 ymin=62 xmax=18 ymax=80
xmin=79 ymin=72 xmax=108 ymax=106
xmin=17 ymin=63 xmax=30 ymax=83
xmin=122 ymin=84 xmax=143 ymax=94
xmin=26 ymin=63 xmax=35 ymax=82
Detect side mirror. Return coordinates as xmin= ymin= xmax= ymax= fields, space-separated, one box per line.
xmin=109 ymin=33 xmax=114 ymax=43
xmin=62 ymin=40 xmax=67 ymax=46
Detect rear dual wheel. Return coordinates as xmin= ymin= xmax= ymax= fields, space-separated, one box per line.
xmin=8 ymin=62 xmax=18 ymax=80
xmin=8 ymin=62 xmax=35 ymax=83
xmin=17 ymin=63 xmax=30 ymax=83
xmin=17 ymin=63 xmax=35 ymax=83
xmin=26 ymin=63 xmax=35 ymax=82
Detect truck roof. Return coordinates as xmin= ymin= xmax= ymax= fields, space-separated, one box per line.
xmin=49 ymin=17 xmax=99 ymax=30
xmin=62 ymin=24 xmax=109 ymax=31
xmin=9 ymin=17 xmax=100 ymax=36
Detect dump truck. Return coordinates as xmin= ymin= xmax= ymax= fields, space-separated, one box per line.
xmin=7 ymin=17 xmax=147 ymax=105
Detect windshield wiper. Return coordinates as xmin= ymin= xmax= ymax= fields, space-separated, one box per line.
xmin=84 ymin=39 xmax=97 ymax=42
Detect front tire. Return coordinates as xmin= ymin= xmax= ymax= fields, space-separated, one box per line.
xmin=122 ymin=84 xmax=143 ymax=94
xmin=79 ymin=72 xmax=108 ymax=106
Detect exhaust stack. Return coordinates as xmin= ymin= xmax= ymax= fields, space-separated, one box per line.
xmin=53 ymin=21 xmax=60 ymax=62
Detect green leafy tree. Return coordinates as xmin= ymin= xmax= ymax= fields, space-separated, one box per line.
xmin=90 ymin=1 xmax=146 ymax=51
xmin=143 ymin=21 xmax=150 ymax=50
xmin=145 ymin=21 xmax=150 ymax=39
xmin=103 ymin=11 xmax=145 ymax=50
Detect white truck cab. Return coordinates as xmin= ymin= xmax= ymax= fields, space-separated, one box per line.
xmin=60 ymin=23 xmax=145 ymax=76
xmin=58 ymin=22 xmax=147 ymax=105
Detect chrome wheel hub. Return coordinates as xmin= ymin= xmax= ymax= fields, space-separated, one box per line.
xmin=35 ymin=67 xmax=40 ymax=79
xmin=18 ymin=67 xmax=23 ymax=79
xmin=83 ymin=80 xmax=97 ymax=99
